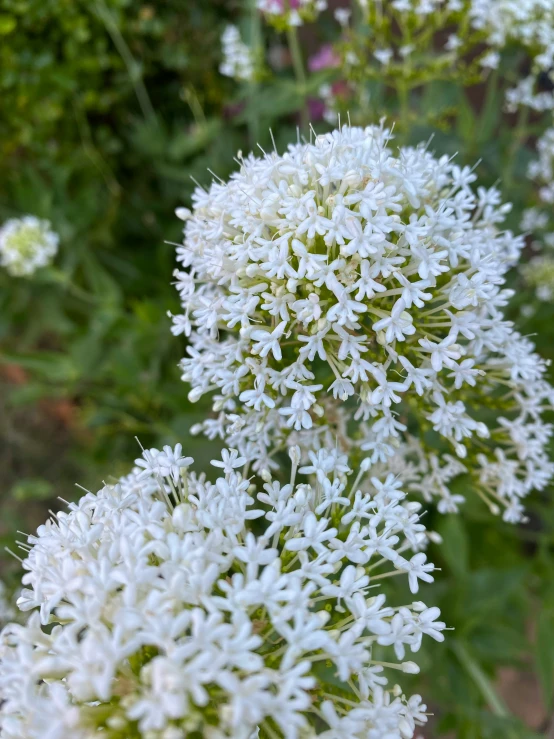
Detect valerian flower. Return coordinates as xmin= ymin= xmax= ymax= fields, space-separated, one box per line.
xmin=522 ymin=254 xmax=554 ymax=303
xmin=528 ymin=126 xmax=554 ymax=204
xmin=220 ymin=25 xmax=255 ymax=82
xmin=0 ymin=216 xmax=58 ymax=277
xmin=0 ymin=445 xmax=444 ymax=738
xmin=172 ymin=124 xmax=554 ymax=521
xmin=258 ymin=0 xmax=327 ymax=29
xmin=469 ymin=0 xmax=554 ymax=70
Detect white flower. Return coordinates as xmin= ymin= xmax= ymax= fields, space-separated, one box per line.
xmin=334 ymin=7 xmax=351 ymax=26
xmin=528 ymin=127 xmax=554 ymax=205
xmin=0 ymin=445 xmax=445 ymax=738
xmin=174 ymin=124 xmax=553 ymax=519
xmin=258 ymin=0 xmax=327 ymax=27
xmin=374 ymin=48 xmax=393 ymax=65
xmin=220 ymin=25 xmax=255 ymax=82
xmin=469 ymin=0 xmax=554 ymax=70
xmin=385 ymin=0 xmax=554 ymax=74
xmin=523 ymin=255 xmax=554 ymax=301
xmin=0 ymin=215 xmax=58 ymax=277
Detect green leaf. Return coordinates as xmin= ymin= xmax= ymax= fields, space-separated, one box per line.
xmin=437 ymin=514 xmax=469 ymax=578
xmin=477 ymin=70 xmax=500 ymax=144
xmin=535 ymin=609 xmax=554 ymax=710
xmin=0 ymin=14 xmax=16 ymax=35
xmin=12 ymin=478 xmax=53 ymax=502
xmin=456 ymin=90 xmax=477 ymax=146
xmin=465 ymin=567 xmax=528 ymax=618
xmin=1 ymin=352 xmax=79 ymax=384
xmin=452 ymin=640 xmax=509 ymax=718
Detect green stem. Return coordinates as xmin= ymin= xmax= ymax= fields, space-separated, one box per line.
xmin=452 ymin=640 xmax=508 ymax=717
xmin=397 ymin=16 xmax=412 ymax=136
xmin=247 ymin=0 xmax=262 ymax=146
xmin=287 ymin=25 xmax=308 ymax=134
xmin=397 ymin=79 xmax=410 ymax=135
xmin=95 ymin=0 xmax=157 ymax=124
xmin=73 ymin=103 xmax=121 ymax=197
xmin=505 ymin=104 xmax=530 ymax=191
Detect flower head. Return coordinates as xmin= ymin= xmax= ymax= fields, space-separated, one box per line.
xmin=0 ymin=216 xmax=58 ymax=277
xmin=1 ymin=444 xmax=444 ymax=738
xmin=528 ymin=126 xmax=554 ymax=204
xmin=220 ymin=25 xmax=255 ymax=82
xmin=258 ymin=0 xmax=327 ymax=28
xmin=469 ymin=0 xmax=554 ymax=70
xmin=173 ymin=124 xmax=553 ymax=521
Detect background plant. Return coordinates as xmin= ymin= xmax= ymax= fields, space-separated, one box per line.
xmin=1 ymin=0 xmax=554 ymax=736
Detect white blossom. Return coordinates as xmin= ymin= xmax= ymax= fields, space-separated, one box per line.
xmin=258 ymin=0 xmax=328 ymax=27
xmin=0 ymin=445 xmax=444 ymax=738
xmin=528 ymin=126 xmax=554 ymax=204
xmin=173 ymin=124 xmax=554 ymax=521
xmin=0 ymin=216 xmax=58 ymax=277
xmin=220 ymin=25 xmax=255 ymax=82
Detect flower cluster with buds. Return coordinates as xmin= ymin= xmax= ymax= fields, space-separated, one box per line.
xmin=220 ymin=25 xmax=255 ymax=82
xmin=0 ymin=444 xmax=444 ymax=739
xmin=172 ymin=124 xmax=554 ymax=521
xmin=0 ymin=215 xmax=58 ymax=277
xmin=257 ymin=0 xmax=327 ymax=29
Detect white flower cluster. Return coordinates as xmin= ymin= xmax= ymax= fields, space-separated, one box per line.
xmin=505 ymin=76 xmax=554 ymax=113
xmin=0 ymin=215 xmax=58 ymax=277
xmin=317 ymin=84 xmax=342 ymax=124
xmin=377 ymin=0 xmax=554 ymax=70
xmin=522 ymin=254 xmax=554 ymax=302
xmin=470 ymin=0 xmax=554 ymax=70
xmin=257 ymin=0 xmax=327 ymax=28
xmin=349 ymin=0 xmax=554 ymax=115
xmin=220 ymin=25 xmax=255 ymax=82
xmin=0 ymin=444 xmax=445 ymax=739
xmin=172 ymin=124 xmax=554 ymax=521
xmin=528 ymin=126 xmax=554 ymax=204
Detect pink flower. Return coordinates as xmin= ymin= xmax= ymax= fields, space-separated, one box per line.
xmin=308 ymin=98 xmax=327 ymax=121
xmin=308 ymin=44 xmax=341 ymax=72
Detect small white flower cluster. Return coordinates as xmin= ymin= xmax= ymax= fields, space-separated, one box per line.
xmin=522 ymin=255 xmax=554 ymax=303
xmin=470 ymin=0 xmax=554 ymax=70
xmin=172 ymin=124 xmax=554 ymax=521
xmin=220 ymin=25 xmax=255 ymax=82
xmin=528 ymin=126 xmax=554 ymax=204
xmin=520 ymin=207 xmax=550 ymax=234
xmin=349 ymin=0 xmax=554 ymax=115
xmin=317 ymin=83 xmax=341 ymax=124
xmin=257 ymin=0 xmax=327 ymax=28
xmin=378 ymin=0 xmax=554 ymax=71
xmin=0 ymin=444 xmax=445 ymax=739
xmin=505 ymin=76 xmax=554 ymax=113
xmin=0 ymin=215 xmax=58 ymax=277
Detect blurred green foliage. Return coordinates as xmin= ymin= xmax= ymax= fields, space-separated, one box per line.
xmin=0 ymin=2 xmax=553 ymax=737
xmin=0 ymin=0 xmax=240 ymax=493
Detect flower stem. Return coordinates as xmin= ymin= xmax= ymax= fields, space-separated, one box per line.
xmin=287 ymin=25 xmax=308 ymax=134
xmin=95 ymin=0 xmax=157 ymax=125
xmin=247 ymin=0 xmax=262 ymax=146
xmin=504 ymin=104 xmax=530 ymax=191
xmin=452 ymin=640 xmax=510 ymax=718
